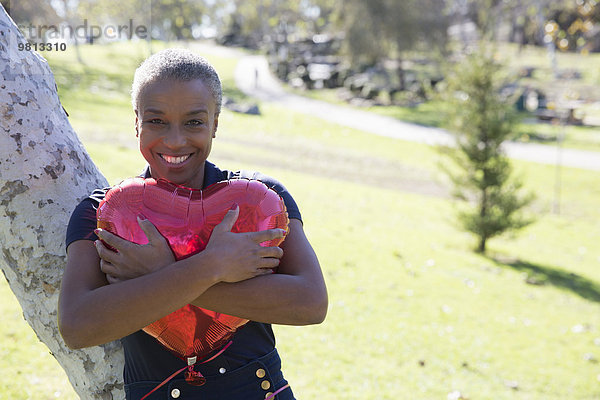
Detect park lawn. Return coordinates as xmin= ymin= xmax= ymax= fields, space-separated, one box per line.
xmin=515 ymin=120 xmax=600 ymax=152
xmin=213 ymin=105 xmax=600 ymax=400
xmin=2 ymin=41 xmax=599 ymax=399
xmin=0 ymin=279 xmax=77 ymax=399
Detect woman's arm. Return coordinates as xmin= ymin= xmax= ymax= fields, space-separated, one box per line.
xmin=190 ymin=218 xmax=328 ymax=325
xmin=58 ymin=207 xmax=284 ymax=349
xmin=59 ymin=240 xmax=217 ymax=349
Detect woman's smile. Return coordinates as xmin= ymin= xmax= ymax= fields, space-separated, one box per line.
xmin=159 ymin=153 xmax=193 ymax=166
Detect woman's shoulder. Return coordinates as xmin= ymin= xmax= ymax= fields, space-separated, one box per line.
xmin=66 ymin=187 xmax=110 ymax=249
xmin=88 ymin=187 xmax=111 ymax=205
xmin=228 ymin=169 xmax=285 ymax=188
xmin=232 ymin=171 xmax=302 ymax=222
xmin=208 ymin=162 xmax=288 ymax=194
xmin=211 ymin=163 xmax=302 ymax=222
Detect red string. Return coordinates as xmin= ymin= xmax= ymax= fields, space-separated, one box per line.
xmin=201 ymin=340 xmax=233 ymax=363
xmin=265 ymin=383 xmax=291 ymax=400
xmin=139 ymin=365 xmax=188 ymax=400
xmin=140 ymin=341 xmax=233 ymax=400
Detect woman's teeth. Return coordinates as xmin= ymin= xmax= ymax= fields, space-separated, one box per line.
xmin=161 ymin=154 xmax=190 ymax=164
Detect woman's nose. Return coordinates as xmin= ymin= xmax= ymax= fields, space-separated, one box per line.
xmin=163 ymin=125 xmax=187 ymax=148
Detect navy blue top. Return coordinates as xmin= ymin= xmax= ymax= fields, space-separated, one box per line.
xmin=65 ymin=161 xmax=302 ymax=384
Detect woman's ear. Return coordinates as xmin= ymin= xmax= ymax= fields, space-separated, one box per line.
xmin=212 ymin=113 xmax=219 ymax=138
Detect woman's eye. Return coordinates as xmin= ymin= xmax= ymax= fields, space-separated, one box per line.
xmin=187 ymin=119 xmax=203 ymax=126
xmin=144 ymin=118 xmax=164 ymax=125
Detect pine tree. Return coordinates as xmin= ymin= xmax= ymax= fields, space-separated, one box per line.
xmin=440 ymin=46 xmax=534 ymax=253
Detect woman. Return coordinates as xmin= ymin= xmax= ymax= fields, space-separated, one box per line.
xmin=58 ymin=48 xmax=328 ymax=400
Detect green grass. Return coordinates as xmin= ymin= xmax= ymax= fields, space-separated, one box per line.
xmin=499 ymin=43 xmax=600 ymax=87
xmin=0 ymin=279 xmax=77 ymax=399
xmin=515 ymin=119 xmax=600 ymax=151
xmin=3 ymin=41 xmax=600 ymax=399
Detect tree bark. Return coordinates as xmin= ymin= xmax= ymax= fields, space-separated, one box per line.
xmin=0 ymin=7 xmax=125 ymax=399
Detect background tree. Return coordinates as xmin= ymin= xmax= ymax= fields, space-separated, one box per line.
xmin=440 ymin=45 xmax=535 ymax=253
xmin=0 ymin=0 xmax=60 ymax=28
xmin=0 ymin=6 xmax=125 ymax=398
xmin=454 ymin=0 xmax=586 ymax=47
xmin=149 ymin=0 xmax=207 ymax=41
xmin=212 ymin=0 xmax=325 ymax=48
xmin=333 ymin=0 xmax=448 ymax=89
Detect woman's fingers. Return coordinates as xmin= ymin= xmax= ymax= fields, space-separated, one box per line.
xmin=213 ymin=205 xmax=240 ymax=235
xmin=100 ymin=256 xmax=137 ymax=282
xmin=95 ymin=228 xmax=130 ymax=252
xmin=257 ymin=257 xmax=281 ymax=269
xmin=95 ymin=240 xmax=120 ymax=264
xmin=105 ymin=274 xmax=122 ymax=284
xmin=99 ymin=258 xmax=116 ymax=275
xmin=247 ymin=228 xmax=287 ymax=244
xmin=137 ymin=216 xmax=167 ymax=247
xmin=256 ymin=245 xmax=284 ymax=259
xmin=256 ymin=267 xmax=276 ymax=276
xmin=100 ymin=259 xmax=114 ymax=275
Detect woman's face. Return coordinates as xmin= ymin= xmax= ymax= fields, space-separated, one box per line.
xmin=136 ymin=78 xmax=218 ymax=189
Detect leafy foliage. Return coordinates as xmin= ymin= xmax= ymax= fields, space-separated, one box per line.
xmin=459 ymin=0 xmax=598 ymax=51
xmin=0 ymin=0 xmax=60 ymax=27
xmin=440 ymin=46 xmax=535 ymax=253
xmin=332 ymin=0 xmax=448 ymax=65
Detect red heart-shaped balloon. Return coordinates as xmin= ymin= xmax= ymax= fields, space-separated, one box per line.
xmin=96 ymin=177 xmax=288 ymax=361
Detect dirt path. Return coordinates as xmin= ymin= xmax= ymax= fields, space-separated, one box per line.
xmin=235 ymin=55 xmax=600 ymax=172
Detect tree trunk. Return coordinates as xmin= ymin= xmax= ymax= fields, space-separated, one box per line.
xmin=477 ymin=236 xmax=487 ymax=253
xmin=0 ymin=7 xmax=125 ymax=399
xmin=396 ymin=59 xmax=405 ymax=92
xmin=477 ymin=187 xmax=488 ymax=254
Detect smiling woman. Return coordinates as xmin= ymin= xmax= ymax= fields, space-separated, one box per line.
xmin=58 ymin=48 xmax=328 ymax=400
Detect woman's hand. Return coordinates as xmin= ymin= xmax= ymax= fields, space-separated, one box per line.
xmin=95 ymin=216 xmax=175 ymax=283
xmin=200 ymin=205 xmax=286 ymax=283
xmin=190 ymin=218 xmax=328 ymax=325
